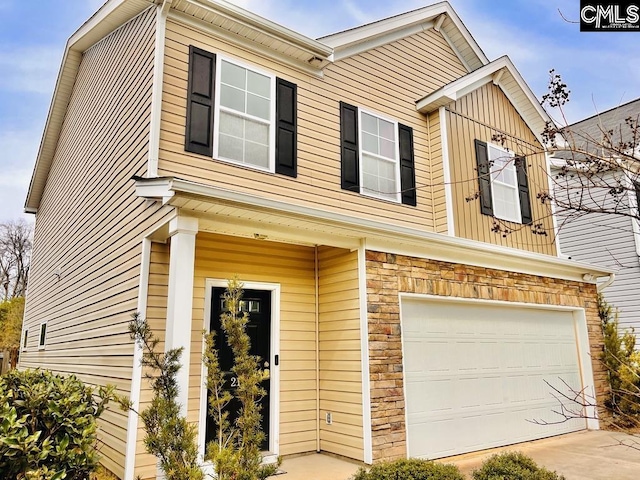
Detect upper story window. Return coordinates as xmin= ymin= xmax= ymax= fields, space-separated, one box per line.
xmin=340 ymin=102 xmax=417 ymax=206
xmin=360 ymin=110 xmax=400 ymax=202
xmin=475 ymin=139 xmax=532 ymax=225
xmin=216 ymin=59 xmax=275 ymax=171
xmin=488 ymin=144 xmax=520 ymax=223
xmin=185 ymin=46 xmax=297 ymax=178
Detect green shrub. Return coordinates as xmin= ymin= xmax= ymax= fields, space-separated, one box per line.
xmin=0 ymin=369 xmax=113 ymax=480
xmin=599 ymin=294 xmax=640 ymax=427
xmin=472 ymin=452 xmax=565 ymax=480
xmin=352 ymin=458 xmax=464 ymax=480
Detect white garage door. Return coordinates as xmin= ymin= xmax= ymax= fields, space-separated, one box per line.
xmin=402 ymin=298 xmax=587 ymax=459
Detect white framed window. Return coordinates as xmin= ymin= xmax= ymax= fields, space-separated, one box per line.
xmin=359 ymin=109 xmax=401 ymax=202
xmin=38 ymin=322 xmax=47 ymax=350
xmin=214 ymin=56 xmax=276 ymax=172
xmin=488 ymin=143 xmax=521 ymax=223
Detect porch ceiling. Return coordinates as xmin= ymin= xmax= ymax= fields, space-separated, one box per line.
xmin=169 ymin=190 xmax=365 ymax=249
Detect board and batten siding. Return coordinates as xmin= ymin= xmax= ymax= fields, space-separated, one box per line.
xmin=554 ymin=169 xmax=640 ymax=337
xmin=317 ymin=246 xmax=364 ymax=460
xmin=427 ymin=110 xmax=448 ymax=234
xmin=19 ymin=8 xmax=172 ymax=477
xmin=445 ymin=83 xmax=556 ymax=255
xmin=158 ymin=18 xmax=467 ymax=234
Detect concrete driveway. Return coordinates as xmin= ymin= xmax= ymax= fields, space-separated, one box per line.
xmin=279 ymin=430 xmax=640 ymax=480
xmin=444 ymin=430 xmax=640 ymax=479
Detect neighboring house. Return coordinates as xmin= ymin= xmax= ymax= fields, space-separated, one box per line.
xmin=21 ymin=1 xmax=613 ymax=478
xmin=551 ymin=98 xmax=640 ymax=337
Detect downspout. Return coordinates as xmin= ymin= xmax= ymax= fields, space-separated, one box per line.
xmin=147 ymin=0 xmax=172 ymax=178
xmin=597 ymin=273 xmax=616 ymax=292
xmin=315 ymin=246 xmax=321 ymax=452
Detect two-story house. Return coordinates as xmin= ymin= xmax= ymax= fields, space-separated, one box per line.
xmin=21 ymin=1 xmax=613 ymax=479
xmin=551 ymin=98 xmax=640 ymax=339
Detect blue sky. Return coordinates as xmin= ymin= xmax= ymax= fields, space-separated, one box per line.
xmin=1 ymin=0 xmax=639 ymax=223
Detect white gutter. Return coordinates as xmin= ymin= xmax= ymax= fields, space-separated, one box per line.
xmin=185 ymin=0 xmax=332 ymax=58
xmin=134 ymin=177 xmax=615 ymax=283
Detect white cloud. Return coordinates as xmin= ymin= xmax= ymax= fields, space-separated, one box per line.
xmin=0 ymin=128 xmax=40 ymax=221
xmin=0 ymin=46 xmax=61 ymax=95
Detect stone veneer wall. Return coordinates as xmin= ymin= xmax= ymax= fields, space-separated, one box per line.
xmin=365 ymin=250 xmax=606 ymax=462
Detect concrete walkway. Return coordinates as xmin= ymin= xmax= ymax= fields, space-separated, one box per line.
xmin=278 ymin=430 xmax=640 ymax=480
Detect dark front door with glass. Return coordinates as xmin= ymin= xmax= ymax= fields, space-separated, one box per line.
xmin=205 ymin=287 xmax=271 ymax=451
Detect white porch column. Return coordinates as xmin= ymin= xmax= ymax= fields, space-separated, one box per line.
xmin=166 ymin=215 xmax=198 ymax=415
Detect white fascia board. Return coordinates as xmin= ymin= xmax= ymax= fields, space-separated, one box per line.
xmin=134 ymin=177 xmax=615 ymax=282
xmin=169 ymin=11 xmax=327 ymax=78
xmin=134 ymin=176 xmax=176 ymax=203
xmin=416 ymin=58 xmax=506 ymax=113
xmin=318 ymin=1 xmax=487 ymax=67
xmin=416 ymin=56 xmax=552 ymax=144
xmin=329 ymin=21 xmax=434 ymax=62
xmin=185 ymin=0 xmax=332 ymax=59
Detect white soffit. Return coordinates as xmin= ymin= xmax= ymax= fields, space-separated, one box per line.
xmin=416 ymin=56 xmax=552 ymax=145
xmin=319 ymin=1 xmax=487 ymax=69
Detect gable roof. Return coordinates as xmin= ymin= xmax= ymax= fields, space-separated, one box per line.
xmin=566 ymin=97 xmax=640 ymax=146
xmin=318 ymin=1 xmax=488 ymax=70
xmin=24 ymin=0 xmax=155 ymax=213
xmin=416 ymin=56 xmax=552 ymax=145
xmin=24 ymin=0 xmax=524 ymax=213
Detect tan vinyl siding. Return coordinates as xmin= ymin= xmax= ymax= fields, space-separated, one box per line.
xmin=20 ymin=8 xmax=172 ymax=477
xmin=446 ymin=83 xmax=556 ymax=255
xmin=159 ymin=19 xmax=468 ymax=234
xmin=189 ymin=233 xmax=318 ymax=457
xmin=317 ymin=246 xmax=363 ymax=460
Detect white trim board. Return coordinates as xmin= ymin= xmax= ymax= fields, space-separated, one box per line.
xmin=124 ymin=236 xmax=152 ymax=480
xmin=198 ymin=279 xmax=281 ymax=472
xmin=358 ymin=240 xmax=373 ymax=464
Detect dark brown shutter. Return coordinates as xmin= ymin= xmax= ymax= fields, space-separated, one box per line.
xmin=474 ymin=139 xmax=493 ymax=216
xmin=516 ymin=157 xmax=533 ymax=224
xmin=275 ymin=78 xmax=297 ymax=177
xmin=340 ymin=102 xmax=360 ymax=192
xmin=398 ymin=123 xmax=416 ymax=206
xmin=185 ymin=46 xmax=216 ymax=156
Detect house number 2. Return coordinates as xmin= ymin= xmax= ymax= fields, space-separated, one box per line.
xmin=230 ymin=377 xmax=239 ymax=388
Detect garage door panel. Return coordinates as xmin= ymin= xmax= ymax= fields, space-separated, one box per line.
xmin=402 ymin=299 xmax=586 ymax=459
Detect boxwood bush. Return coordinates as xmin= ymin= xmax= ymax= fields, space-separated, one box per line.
xmin=472 ymin=452 xmax=565 ymax=480
xmin=0 ymin=369 xmax=113 ymax=480
xmin=352 ymin=458 xmax=465 ymax=480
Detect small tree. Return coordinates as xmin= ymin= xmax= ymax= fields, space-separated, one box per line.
xmin=598 ymin=294 xmax=640 ymax=427
xmin=125 ymin=314 xmax=203 ymax=480
xmin=203 ymin=278 xmax=278 ymax=480
xmin=0 ymin=220 xmax=32 ymax=301
xmin=0 ymin=296 xmax=24 ymax=349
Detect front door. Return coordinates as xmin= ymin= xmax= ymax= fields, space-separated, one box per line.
xmin=205 ymin=287 xmax=271 ymax=451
